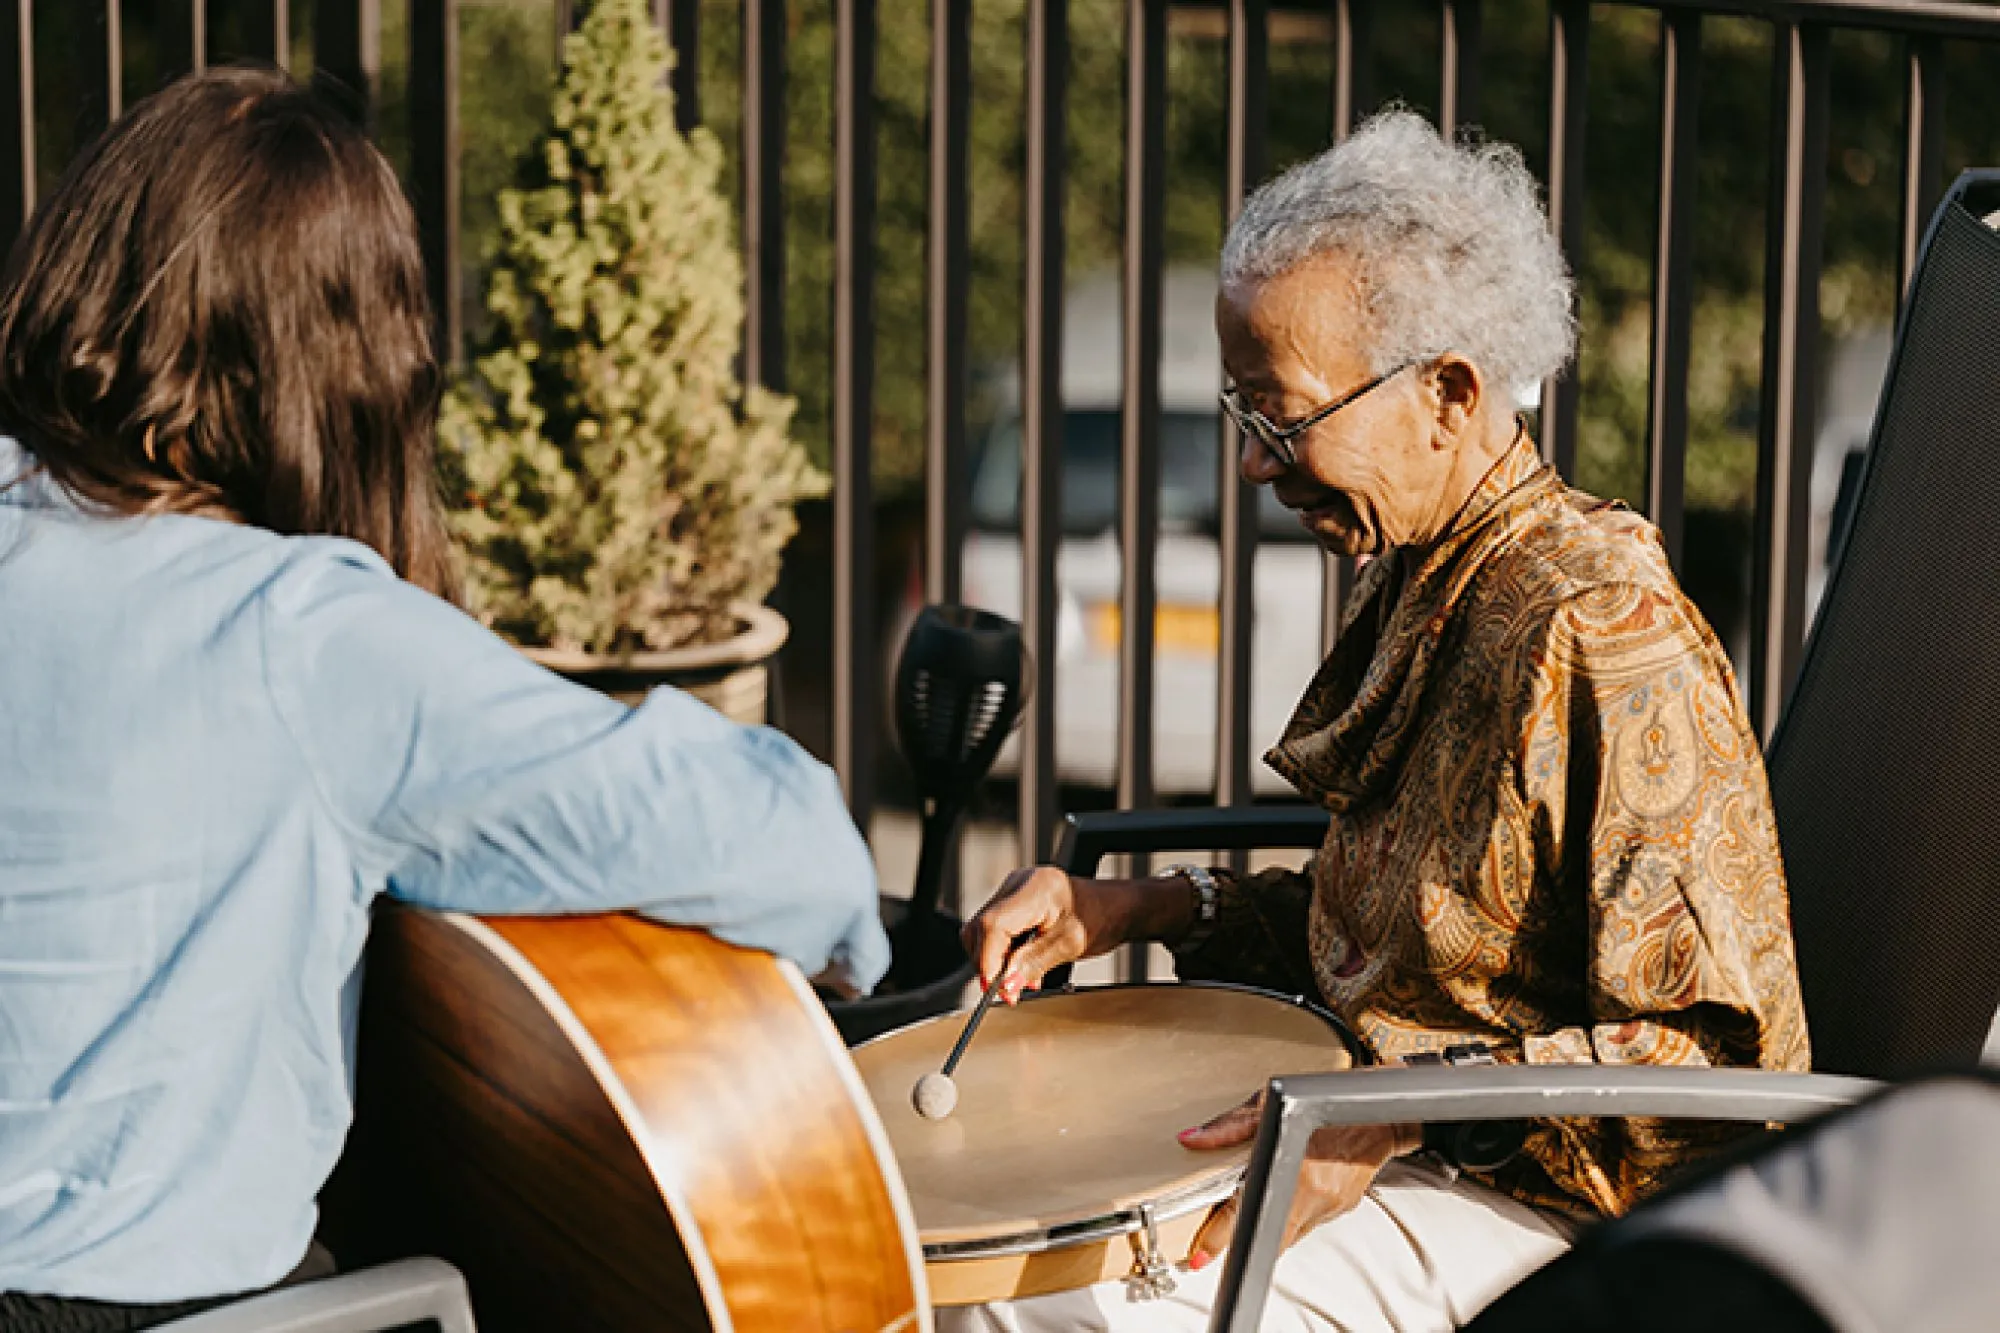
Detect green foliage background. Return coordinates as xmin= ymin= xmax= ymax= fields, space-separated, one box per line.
xmin=50 ymin=1 xmax=2000 ymax=525
xmin=431 ymin=0 xmax=2000 ymax=523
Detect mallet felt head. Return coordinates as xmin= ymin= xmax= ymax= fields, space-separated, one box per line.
xmin=911 ymin=1071 xmax=959 ymax=1121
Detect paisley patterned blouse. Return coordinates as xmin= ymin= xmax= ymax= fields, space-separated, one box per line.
xmin=1176 ymin=435 xmax=1810 ymax=1218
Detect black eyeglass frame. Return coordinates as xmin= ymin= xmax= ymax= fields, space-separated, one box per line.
xmin=1218 ymin=359 xmax=1424 ymax=468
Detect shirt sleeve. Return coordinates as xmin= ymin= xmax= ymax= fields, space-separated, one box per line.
xmin=1169 ymin=865 xmax=1321 ymax=1000
xmin=257 ymin=541 xmax=889 ymax=994
xmin=1500 ymin=582 xmax=1811 ymax=1215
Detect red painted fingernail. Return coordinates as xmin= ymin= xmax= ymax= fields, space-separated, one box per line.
xmin=1189 ymin=1250 xmax=1211 ymax=1272
xmin=1177 ymin=1128 xmax=1200 ymax=1143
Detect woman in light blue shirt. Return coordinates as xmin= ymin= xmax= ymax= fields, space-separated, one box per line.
xmin=0 ymin=67 xmax=887 ymax=1322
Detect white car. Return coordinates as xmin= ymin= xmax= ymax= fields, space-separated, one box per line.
xmin=958 ymin=267 xmax=1328 ymax=797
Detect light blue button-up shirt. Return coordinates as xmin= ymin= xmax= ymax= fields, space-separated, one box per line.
xmin=0 ymin=438 xmax=888 ymax=1302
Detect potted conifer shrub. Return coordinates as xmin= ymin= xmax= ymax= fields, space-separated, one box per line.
xmin=442 ymin=0 xmax=822 ymax=724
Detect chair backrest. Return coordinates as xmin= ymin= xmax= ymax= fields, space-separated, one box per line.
xmin=1766 ymin=171 xmax=2000 ymax=1079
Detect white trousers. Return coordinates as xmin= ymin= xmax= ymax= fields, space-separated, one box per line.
xmin=932 ymin=1158 xmax=1578 ymax=1333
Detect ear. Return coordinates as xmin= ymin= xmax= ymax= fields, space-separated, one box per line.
xmin=1428 ymin=355 xmax=1482 ymax=447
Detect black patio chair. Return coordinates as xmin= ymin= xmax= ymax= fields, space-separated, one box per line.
xmin=1043 ymin=169 xmax=2000 ymax=1333
xmin=1467 ymin=1070 xmax=2000 ymax=1331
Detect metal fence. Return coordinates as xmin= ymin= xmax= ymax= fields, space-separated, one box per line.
xmin=3 ymin=0 xmax=1998 ymax=866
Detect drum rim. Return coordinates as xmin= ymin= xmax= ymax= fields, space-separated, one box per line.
xmin=920 ymin=1163 xmax=1245 ymax=1262
xmin=869 ymin=980 xmax=1368 ymax=1263
xmin=851 ymin=978 xmax=1367 ymax=1064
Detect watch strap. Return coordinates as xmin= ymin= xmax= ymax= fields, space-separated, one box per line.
xmin=1157 ymin=863 xmax=1222 ymax=955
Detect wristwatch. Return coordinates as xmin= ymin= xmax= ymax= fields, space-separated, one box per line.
xmin=1402 ymin=1042 xmax=1529 ymax=1172
xmin=1156 ymin=863 xmax=1222 ymax=954
xmin=1423 ymin=1117 xmax=1529 ymax=1173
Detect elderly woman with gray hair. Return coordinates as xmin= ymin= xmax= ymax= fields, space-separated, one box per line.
xmin=953 ymin=111 xmax=1810 ymax=1332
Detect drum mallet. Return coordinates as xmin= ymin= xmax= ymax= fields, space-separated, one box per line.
xmin=911 ymin=942 xmax=1018 ymax=1121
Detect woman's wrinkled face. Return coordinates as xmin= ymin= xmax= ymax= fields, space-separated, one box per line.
xmin=1216 ymin=256 xmax=1462 ymax=557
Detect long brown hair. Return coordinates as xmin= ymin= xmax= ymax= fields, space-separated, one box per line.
xmin=0 ymin=65 xmax=457 ymax=599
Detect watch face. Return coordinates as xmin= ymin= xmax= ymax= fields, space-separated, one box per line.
xmin=1453 ymin=1120 xmax=1529 ymax=1172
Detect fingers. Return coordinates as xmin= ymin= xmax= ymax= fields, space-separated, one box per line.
xmin=1187 ymin=1193 xmax=1237 ymax=1272
xmin=1180 ymin=1135 xmax=1395 ymax=1282
xmin=1184 ymin=1177 xmax=1320 ymax=1274
xmin=1281 ymin=1192 xmax=1318 ymax=1253
xmin=961 ymin=867 xmax=1031 ymax=987
xmin=961 ymin=866 xmax=1077 ymax=992
xmin=1177 ymin=1091 xmax=1264 ymax=1151
xmin=1183 ymin=1164 xmax=1362 ymax=1277
xmin=998 ymin=915 xmax=1085 ymax=998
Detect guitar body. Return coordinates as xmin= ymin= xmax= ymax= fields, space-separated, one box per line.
xmin=320 ymin=906 xmax=930 ymax=1333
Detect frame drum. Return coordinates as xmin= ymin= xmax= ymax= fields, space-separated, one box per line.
xmin=853 ymin=983 xmax=1355 ymax=1306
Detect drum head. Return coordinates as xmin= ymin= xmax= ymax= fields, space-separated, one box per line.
xmin=853 ymin=984 xmax=1353 ymax=1248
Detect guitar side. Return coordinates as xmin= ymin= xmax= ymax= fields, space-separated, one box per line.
xmin=322 ymin=905 xmax=929 ymax=1333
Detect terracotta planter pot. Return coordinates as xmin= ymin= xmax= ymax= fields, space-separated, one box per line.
xmin=524 ymin=602 xmax=790 ymax=726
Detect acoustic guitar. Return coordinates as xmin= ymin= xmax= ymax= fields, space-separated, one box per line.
xmin=318 ymin=904 xmax=932 ymax=1333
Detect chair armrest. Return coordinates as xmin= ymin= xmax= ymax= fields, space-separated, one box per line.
xmin=1259 ymin=1063 xmax=1875 ymax=1128
xmin=1053 ymin=807 xmax=1331 ymax=877
xmin=1208 ymin=1066 xmax=1878 ymax=1333
xmin=154 ymin=1258 xmax=476 ymax=1333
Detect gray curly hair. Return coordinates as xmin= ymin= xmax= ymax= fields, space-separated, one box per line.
xmin=1219 ymin=109 xmax=1575 ymax=404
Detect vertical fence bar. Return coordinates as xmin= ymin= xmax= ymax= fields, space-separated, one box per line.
xmin=315 ymin=0 xmax=382 ymax=127
xmin=105 ymin=1 xmax=122 ymax=120
xmin=834 ymin=0 xmax=879 ymax=827
xmin=1645 ymin=9 xmax=1699 ymax=571
xmin=82 ymin=1 xmax=123 ymax=133
xmin=657 ymin=0 xmax=699 ymax=131
xmin=410 ymin=0 xmax=461 ymax=365
xmin=1433 ymin=0 xmax=1482 ymax=694
xmin=1541 ymin=0 xmax=1587 ymax=479
xmin=1440 ymin=0 xmax=1480 ymax=136
xmin=925 ymin=0 xmax=970 ymax=606
xmin=1217 ymin=0 xmax=1266 ymax=825
xmin=247 ymin=1 xmax=291 ymax=67
xmin=1750 ymin=22 xmax=1829 ymax=738
xmin=1020 ymin=0 xmax=1067 ymax=864
xmin=1117 ymin=0 xmax=1166 ymax=979
xmin=163 ymin=0 xmax=209 ymax=75
xmin=1898 ymin=35 xmax=1945 ymax=301
xmin=744 ymin=0 xmax=786 ymax=393
xmin=1324 ymin=0 xmax=1370 ymax=659
xmin=1331 ymin=0 xmax=1372 ymax=139
xmin=0 ymin=0 xmax=27 ymax=251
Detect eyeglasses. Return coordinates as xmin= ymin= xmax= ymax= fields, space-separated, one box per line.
xmin=1218 ymin=360 xmax=1420 ymax=469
